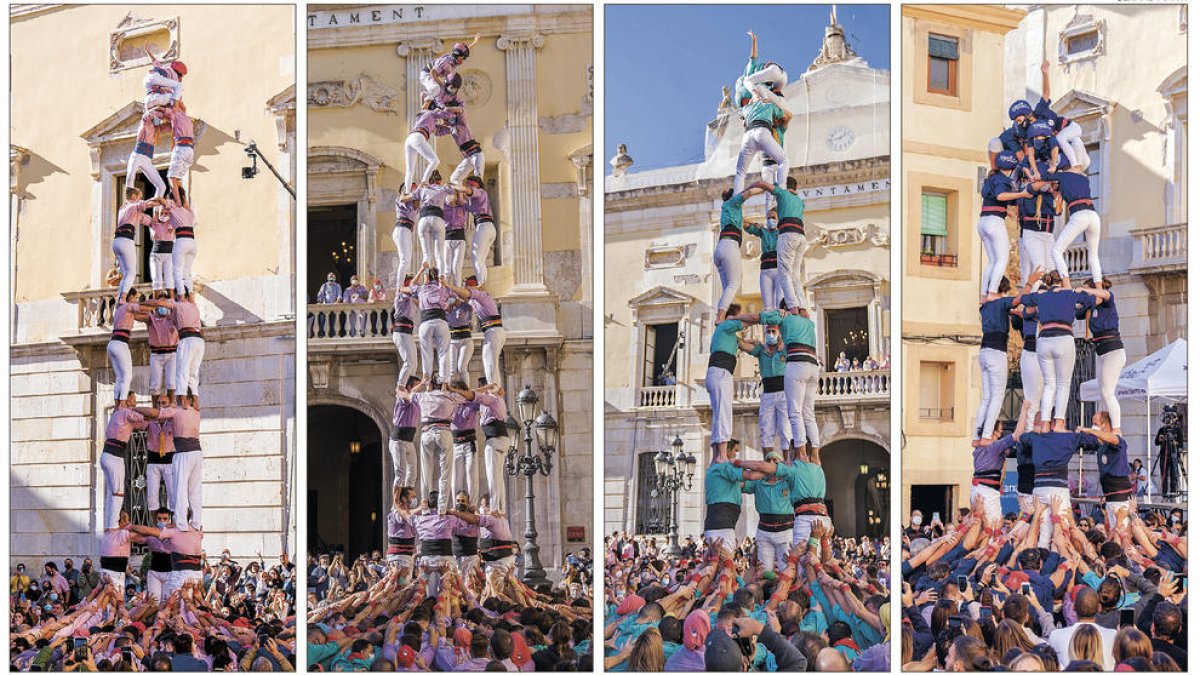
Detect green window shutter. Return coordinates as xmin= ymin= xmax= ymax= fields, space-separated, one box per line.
xmin=929 ymin=35 xmax=959 ymax=60
xmin=921 ymin=193 xmax=949 ymax=236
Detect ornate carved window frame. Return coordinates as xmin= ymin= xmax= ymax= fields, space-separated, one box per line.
xmin=1058 ymin=13 xmax=1105 ymax=66
xmin=110 ymin=14 xmax=180 ymax=73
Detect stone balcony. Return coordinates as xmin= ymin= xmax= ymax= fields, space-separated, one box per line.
xmin=61 ymin=281 xmax=206 ymax=335
xmin=636 ymin=369 xmax=891 ymax=409
xmin=1129 ymin=223 xmax=1186 ymax=275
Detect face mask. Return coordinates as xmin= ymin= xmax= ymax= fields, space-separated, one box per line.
xmin=766 ymin=218 xmax=778 ymax=229
xmin=156 ymin=307 xmax=170 ymax=316
xmin=410 ymin=499 xmax=419 ymax=509
xmin=912 ymin=516 xmax=923 ymax=526
xmin=327 ymin=277 xmax=335 ymax=283
xmin=765 ymin=334 xmax=778 ymax=345
xmin=49 ymin=594 xmax=58 ymax=602
xmin=1032 ymin=138 xmax=1048 ymax=151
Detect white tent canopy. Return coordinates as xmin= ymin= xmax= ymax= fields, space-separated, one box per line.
xmin=1079 ymin=339 xmax=1188 ymax=402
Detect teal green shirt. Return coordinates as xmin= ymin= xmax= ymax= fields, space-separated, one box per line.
xmin=762 ymin=310 xmax=816 ymax=347
xmin=749 ymin=343 xmax=787 ymax=378
xmin=780 ymin=460 xmax=826 ymax=500
xmin=744 ymin=224 xmax=779 ymax=254
xmin=710 ymin=319 xmax=743 ymax=356
xmin=742 ymin=477 xmax=794 ymax=516
xmin=735 ymin=56 xmax=762 ymax=105
xmin=772 ymin=186 xmax=806 ymax=221
xmin=720 ymin=193 xmax=747 ymax=231
xmin=742 ymin=100 xmax=783 ymax=126
xmin=706 ymin=462 xmax=746 ymax=505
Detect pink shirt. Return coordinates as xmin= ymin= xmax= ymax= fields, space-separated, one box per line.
xmin=171 ymin=108 xmax=195 ymax=143
xmin=167 ymin=203 xmax=194 ymax=234
xmin=474 ymin=391 xmax=508 ymax=426
xmin=169 ymin=300 xmax=201 ymax=332
xmin=164 ymin=527 xmax=203 ymax=555
xmin=414 ymin=284 xmax=455 ymax=311
xmin=411 ymin=512 xmax=461 ymax=541
xmin=100 ymin=529 xmax=133 ymax=558
xmin=118 ymin=200 xmax=153 ymax=228
xmin=169 ymin=406 xmax=201 ymax=439
xmin=111 ymin=302 xmax=143 ymax=332
xmin=413 ymin=184 xmax=455 ymax=211
xmin=141 ymin=312 xmax=179 ymax=349
xmin=150 ymin=213 xmax=175 ymax=242
xmin=414 ymin=390 xmax=465 ymax=423
xmin=147 ymin=417 xmax=175 ymax=455
xmin=145 ymin=536 xmax=169 ymax=554
xmin=105 ymin=409 xmax=147 ymax=442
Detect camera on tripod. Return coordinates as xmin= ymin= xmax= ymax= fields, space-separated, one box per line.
xmin=1161 ymin=404 xmax=1181 ymax=427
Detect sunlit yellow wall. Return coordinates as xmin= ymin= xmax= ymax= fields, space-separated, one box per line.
xmin=900 ymin=5 xmax=1025 ymax=516
xmin=11 ymin=4 xmax=295 ymax=304
xmin=307 ymin=15 xmax=592 ymax=298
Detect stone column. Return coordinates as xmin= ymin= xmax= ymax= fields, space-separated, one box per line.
xmin=396 ymin=40 xmax=441 ymax=186
xmin=497 ymin=33 xmax=548 ymax=297
xmin=570 ymin=149 xmax=593 ymax=305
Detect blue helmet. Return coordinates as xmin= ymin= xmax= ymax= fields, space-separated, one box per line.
xmin=995 ymin=151 xmax=1019 ymax=171
xmin=1008 ymin=100 xmax=1034 ymax=120
xmin=1027 ymin=120 xmax=1054 ymax=139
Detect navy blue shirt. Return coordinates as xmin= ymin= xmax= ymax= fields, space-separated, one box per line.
xmin=1020 ymin=290 xmax=1093 ymax=337
xmin=981 ymin=172 xmax=1020 ymax=211
xmin=1088 ymin=293 xmax=1120 ymax=334
xmin=998 ymin=123 xmax=1027 ymax=153
xmin=1017 ymin=165 xmax=1058 ymax=233
xmin=1033 ymin=97 xmax=1069 ymax=132
xmin=1084 ymin=434 xmax=1132 ymax=497
xmin=980 ymin=296 xmax=1016 ymax=351
xmin=1042 ymin=171 xmax=1093 ymax=212
xmin=1023 ymin=431 xmax=1086 ymax=488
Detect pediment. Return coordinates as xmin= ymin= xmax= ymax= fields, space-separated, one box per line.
xmin=1052 ymin=90 xmax=1112 ymax=120
xmin=80 ymin=101 xmax=204 ymax=147
xmin=267 ymin=84 xmax=297 ymax=113
xmin=308 ymin=145 xmax=383 ymax=174
xmin=628 ymin=285 xmax=694 ymax=309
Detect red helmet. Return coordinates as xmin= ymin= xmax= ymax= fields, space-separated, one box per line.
xmin=451 ymin=42 xmax=470 ymax=59
xmin=170 ymin=61 xmax=188 ymax=77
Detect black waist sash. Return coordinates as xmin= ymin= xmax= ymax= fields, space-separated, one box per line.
xmin=704 ymin=502 xmax=741 ymax=530
xmin=100 ymin=556 xmax=128 ymax=573
xmin=452 ymin=534 xmax=479 ymax=556
xmin=708 ymin=350 xmax=737 ymax=374
xmin=419 ymin=205 xmax=445 ymax=219
xmin=387 ymin=536 xmax=415 ymax=556
xmin=762 ymin=375 xmax=784 ymax=393
xmin=786 ymin=342 xmax=818 ymax=364
xmin=390 ymin=426 xmax=417 ymax=442
xmin=757 ymin=513 xmax=795 ymax=532
xmin=149 ymin=551 xmax=172 ymax=573
xmin=480 ymin=538 xmax=517 ymax=562
xmin=482 ymin=420 xmax=508 ymax=439
xmin=103 ymin=438 xmax=128 ymax=457
xmin=170 ymin=553 xmax=202 ymax=571
xmin=421 ymin=308 xmax=447 ymax=322
xmin=420 ymin=539 xmax=454 ymax=557
xmin=981 ymin=332 xmax=1008 ymax=352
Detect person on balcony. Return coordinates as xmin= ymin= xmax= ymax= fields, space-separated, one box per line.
xmin=737 ymin=323 xmax=791 ymax=460
xmin=834 ymin=352 xmax=850 ymax=372
xmin=342 ymin=275 xmax=370 ymax=337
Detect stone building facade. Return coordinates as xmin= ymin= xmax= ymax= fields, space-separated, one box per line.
xmin=604 ymin=15 xmax=892 ymax=543
xmin=305 ymin=4 xmax=593 ymax=569
xmin=902 ymin=4 xmax=1186 ymax=518
xmin=10 ymin=5 xmax=297 ymax=566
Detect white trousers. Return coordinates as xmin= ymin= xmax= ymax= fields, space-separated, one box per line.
xmin=453 ymin=441 xmax=477 ymax=498
xmin=1020 ymin=349 xmax=1043 ymax=429
xmin=1037 ymin=334 xmax=1075 ymax=422
xmin=755 ymin=527 xmax=792 ymax=573
xmin=483 ymin=435 xmax=508 ymax=512
xmin=759 ymin=268 xmax=784 ymax=313
xmin=389 ymin=438 xmax=418 ymax=490
xmin=785 ymin=361 xmax=820 ymax=448
xmin=100 ymin=452 xmax=126 ymax=530
xmin=776 ymin=232 xmax=809 ymax=311
xmin=1096 ymin=348 xmax=1126 ymax=428
xmin=969 ymin=484 xmax=1003 ymax=524
xmin=978 ymin=214 xmax=1009 ymax=296
xmin=451 ymin=153 xmax=484 ymax=185
xmin=1053 ymin=209 xmax=1102 ymax=283
xmin=1019 ymin=231 xmax=1054 ymax=286
xmin=418 ymin=70 xmax=441 ymax=100
xmin=171 ymin=451 xmax=203 ymax=530
xmin=165 ymin=570 xmax=202 ymax=597
xmin=759 ymin=390 xmax=791 ymax=450
xmin=792 ymin=515 xmax=830 ymax=547
xmin=484 ymin=556 xmax=515 ymax=576
xmin=450 ymin=337 xmax=474 ymax=382
xmin=456 ymin=554 xmax=481 ymax=578
xmin=444 ymin=238 xmax=467 ymax=285
xmin=150 ymin=252 xmax=174 ymax=292
xmin=146 ymin=570 xmax=170 ymax=604
xmin=404 ymin=132 xmax=440 ymax=189
xmin=420 ymin=427 xmax=452 ymax=512
xmin=705 ymin=366 xmax=734 ymax=444
xmin=146 ymin=462 xmax=174 ymax=512
xmin=418 ymin=216 xmax=447 ymax=271
xmin=744 ymin=63 xmax=789 ymax=99
xmin=418 ymin=318 xmax=451 ymax=381
xmin=734 ymin=127 xmax=787 ymax=195
xmin=1104 ymin=499 xmax=1135 ymax=529
xmin=167 ymin=146 xmax=193 ymax=181
xmin=392 ymin=225 xmax=414 ymax=286
xmin=149 ymin=351 xmax=176 ymax=394
xmin=1054 ymin=122 xmax=1089 ymax=170
xmin=704 ymin=529 xmax=738 ymax=552
xmin=102 ymin=570 xmax=126 ymax=590
xmin=471 ymin=220 xmax=497 ymax=284
xmin=1033 ymin=486 xmax=1071 ymax=548
xmin=107 ymin=340 xmax=133 ymax=402
xmin=172 ymin=238 xmax=198 ymax=296
xmin=126 ymin=153 xmax=166 ymax=199
xmin=175 ymin=336 xmax=204 ymax=398
xmin=975 ymin=347 xmax=1008 ymax=439
xmin=714 ymin=238 xmax=742 ymax=313
xmin=482 ymin=327 xmax=506 ymax=385
xmin=113 ymin=238 xmax=139 ymax=297
xmin=392 ymin=332 xmax=417 ymax=384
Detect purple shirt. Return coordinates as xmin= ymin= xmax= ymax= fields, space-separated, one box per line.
xmin=394 ymin=397 xmax=420 ymax=429
xmin=450 ymin=114 xmax=476 ymax=147
xmin=411 ymin=108 xmax=455 ymax=136
xmin=463 ymin=188 xmax=493 ymax=219
xmin=451 ymin=400 xmax=480 ymax=431
xmin=411 ymin=511 xmax=460 ymax=541
xmin=106 ymin=409 xmax=147 ymax=442
xmin=415 ymin=283 xmax=455 ymax=311
xmin=412 ymin=184 xmax=455 ymax=211
xmin=395 ymin=196 xmax=417 ymax=222
xmin=474 ymin=391 xmax=508 ymax=426
xmin=665 ymin=647 xmax=706 ymax=672
xmin=141 ymin=312 xmax=179 ymax=349
xmin=444 ymin=201 xmax=468 ymax=231
xmin=974 ymin=434 xmax=1017 ymax=475
xmin=387 ymin=511 xmax=415 ymax=538
xmin=147 ymin=417 xmax=175 ymax=455
xmin=447 ymin=301 xmax=473 ymax=329
xmin=342 ymin=284 xmax=369 ymax=303
xmin=429 ymin=53 xmax=457 ymax=78
xmin=394 ymin=290 xmax=417 ymax=320
xmin=479 ymin=513 xmax=513 ymax=541
xmin=415 ymin=390 xmax=465 ymax=423
xmin=466 ymin=289 xmax=500 ymax=318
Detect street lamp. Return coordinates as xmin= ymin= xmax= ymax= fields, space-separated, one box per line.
xmin=657 ymin=435 xmax=694 ymax=558
xmin=504 ymin=385 xmax=557 ymax=583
